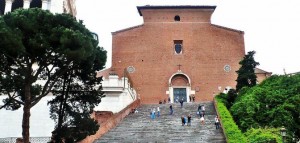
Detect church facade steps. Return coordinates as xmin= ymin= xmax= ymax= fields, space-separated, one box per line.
xmin=94 ymin=102 xmax=226 ymax=143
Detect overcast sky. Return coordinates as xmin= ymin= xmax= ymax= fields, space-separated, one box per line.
xmin=76 ymin=0 xmax=300 ymax=75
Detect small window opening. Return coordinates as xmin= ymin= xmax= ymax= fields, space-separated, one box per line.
xmin=11 ymin=0 xmax=23 ymax=12
xmin=174 ymin=15 xmax=180 ymax=21
xmin=30 ymin=0 xmax=42 ymax=8
xmin=0 ymin=0 xmax=5 ymax=15
xmin=174 ymin=40 xmax=183 ymax=54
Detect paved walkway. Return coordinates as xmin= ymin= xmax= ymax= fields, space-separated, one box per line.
xmin=95 ymin=102 xmax=226 ymax=143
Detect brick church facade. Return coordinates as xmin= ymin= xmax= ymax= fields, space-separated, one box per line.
xmin=99 ymin=5 xmax=246 ymax=104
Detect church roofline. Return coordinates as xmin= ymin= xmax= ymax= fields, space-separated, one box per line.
xmin=112 ymin=24 xmax=143 ymax=35
xmin=137 ymin=5 xmax=217 ymax=16
xmin=211 ymin=24 xmax=244 ymax=34
xmin=255 ymin=68 xmax=272 ymax=74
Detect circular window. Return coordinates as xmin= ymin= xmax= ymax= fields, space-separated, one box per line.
xmin=224 ymin=65 xmax=231 ymax=72
xmin=127 ymin=66 xmax=135 ymax=73
xmin=174 ymin=15 xmax=180 ymax=21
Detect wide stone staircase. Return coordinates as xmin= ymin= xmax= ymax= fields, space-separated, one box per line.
xmin=94 ymin=102 xmax=226 ymax=143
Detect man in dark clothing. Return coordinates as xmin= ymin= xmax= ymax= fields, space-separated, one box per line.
xmin=198 ymin=105 xmax=202 ymax=111
xmin=187 ymin=114 xmax=191 ymax=126
xmin=199 ymin=111 xmax=204 ymax=118
xmin=169 ymin=105 xmax=173 ymax=115
xmin=181 ymin=116 xmax=186 ymax=126
xmin=179 ymin=99 xmax=184 ymax=108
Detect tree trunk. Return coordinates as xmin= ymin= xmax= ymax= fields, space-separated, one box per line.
xmin=55 ymin=94 xmax=65 ymax=143
xmin=22 ymin=84 xmax=31 ymax=143
xmin=55 ymin=75 xmax=67 ymax=143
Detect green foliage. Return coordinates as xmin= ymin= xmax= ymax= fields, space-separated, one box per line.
xmin=48 ymin=51 xmax=106 ymax=142
xmin=51 ymin=110 xmax=100 ymax=143
xmin=236 ymin=51 xmax=259 ymax=91
xmin=226 ymin=89 xmax=237 ymax=106
xmin=230 ymin=74 xmax=300 ymax=140
xmin=215 ymin=96 xmax=247 ymax=143
xmin=245 ymin=128 xmax=282 ymax=143
xmin=215 ymin=93 xmax=229 ymax=107
xmin=217 ymin=89 xmax=238 ymax=108
xmin=0 ymin=8 xmax=100 ymax=108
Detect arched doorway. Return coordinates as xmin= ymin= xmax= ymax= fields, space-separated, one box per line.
xmin=167 ymin=71 xmax=194 ymax=103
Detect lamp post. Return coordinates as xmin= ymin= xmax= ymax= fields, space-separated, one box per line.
xmin=280 ymin=126 xmax=286 ymax=143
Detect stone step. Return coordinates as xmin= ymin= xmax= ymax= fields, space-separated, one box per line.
xmin=94 ymin=102 xmax=225 ymax=143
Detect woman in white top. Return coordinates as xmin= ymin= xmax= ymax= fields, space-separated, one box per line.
xmin=200 ymin=116 xmax=205 ymax=125
xmin=214 ymin=115 xmax=220 ymax=129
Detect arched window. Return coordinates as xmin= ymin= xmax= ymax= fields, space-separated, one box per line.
xmin=175 ymin=44 xmax=182 ymax=54
xmin=174 ymin=15 xmax=180 ymax=21
xmin=174 ymin=40 xmax=183 ymax=54
xmin=171 ymin=74 xmax=189 ymax=86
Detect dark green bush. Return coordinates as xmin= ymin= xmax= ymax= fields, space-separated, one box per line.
xmin=230 ymin=74 xmax=300 ymax=140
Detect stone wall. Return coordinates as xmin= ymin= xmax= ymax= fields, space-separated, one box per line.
xmin=80 ymin=99 xmax=141 ymax=143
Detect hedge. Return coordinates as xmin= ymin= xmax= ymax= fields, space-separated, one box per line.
xmin=215 ymin=96 xmax=247 ymax=143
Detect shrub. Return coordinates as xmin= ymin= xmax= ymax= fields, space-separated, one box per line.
xmin=215 ymin=96 xmax=247 ymax=143
xmin=230 ymin=74 xmax=300 ymax=140
xmin=245 ymin=128 xmax=282 ymax=143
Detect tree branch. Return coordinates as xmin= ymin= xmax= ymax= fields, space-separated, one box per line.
xmin=31 ymin=64 xmax=71 ymax=107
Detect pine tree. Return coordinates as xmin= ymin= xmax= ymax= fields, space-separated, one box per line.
xmin=48 ymin=47 xmax=106 ymax=143
xmin=236 ymin=51 xmax=259 ymax=91
xmin=0 ymin=8 xmax=106 ymax=143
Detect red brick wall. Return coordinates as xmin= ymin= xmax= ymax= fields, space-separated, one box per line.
xmin=107 ymin=7 xmax=245 ymax=104
xmin=141 ymin=9 xmax=214 ymax=23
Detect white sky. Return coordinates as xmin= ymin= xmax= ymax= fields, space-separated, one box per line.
xmin=0 ymin=96 xmax=54 ymax=138
xmin=76 ymin=0 xmax=300 ymax=75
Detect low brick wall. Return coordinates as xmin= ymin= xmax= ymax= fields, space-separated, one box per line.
xmin=94 ymin=111 xmax=114 ymax=124
xmin=80 ymin=99 xmax=141 ymax=143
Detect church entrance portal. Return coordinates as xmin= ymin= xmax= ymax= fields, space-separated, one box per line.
xmin=167 ymin=71 xmax=195 ymax=103
xmin=173 ymin=88 xmax=187 ymax=102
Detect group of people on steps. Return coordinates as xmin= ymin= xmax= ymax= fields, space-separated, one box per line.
xmin=148 ymin=101 xmax=220 ymax=129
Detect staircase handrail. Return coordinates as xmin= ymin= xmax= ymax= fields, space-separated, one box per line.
xmin=123 ymin=68 xmax=135 ymax=100
xmin=123 ymin=68 xmax=134 ymax=89
xmin=125 ymin=87 xmax=136 ymax=101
